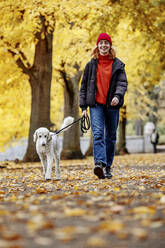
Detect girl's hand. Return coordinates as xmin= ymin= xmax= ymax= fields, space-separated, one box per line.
xmin=82 ymin=110 xmax=87 ymax=117
xmin=111 ymin=97 xmax=119 ymax=106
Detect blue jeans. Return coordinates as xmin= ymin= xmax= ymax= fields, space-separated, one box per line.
xmin=90 ymin=104 xmax=119 ymax=168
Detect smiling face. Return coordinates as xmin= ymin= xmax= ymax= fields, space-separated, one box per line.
xmin=98 ymin=39 xmax=111 ymax=56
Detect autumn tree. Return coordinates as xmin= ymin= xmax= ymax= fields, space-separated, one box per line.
xmin=0 ymin=0 xmax=164 ymax=159
xmin=58 ymin=62 xmax=83 ymax=159
xmin=111 ymin=0 xmax=165 ymax=152
xmin=0 ymin=0 xmax=119 ymax=160
xmin=23 ymin=14 xmax=55 ymax=161
xmin=62 ymin=0 xmax=165 ymax=155
xmin=0 ymin=0 xmax=58 ymax=161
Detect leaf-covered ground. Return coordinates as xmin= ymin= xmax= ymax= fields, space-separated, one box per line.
xmin=0 ymin=153 xmax=165 ymax=248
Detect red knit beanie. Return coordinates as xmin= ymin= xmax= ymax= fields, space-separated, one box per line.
xmin=96 ymin=33 xmax=112 ymax=46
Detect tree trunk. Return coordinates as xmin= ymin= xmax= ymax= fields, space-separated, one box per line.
xmin=60 ymin=65 xmax=84 ymax=159
xmin=23 ymin=19 xmax=54 ymax=161
xmin=135 ymin=119 xmax=143 ymax=136
xmin=116 ymin=105 xmax=129 ymax=155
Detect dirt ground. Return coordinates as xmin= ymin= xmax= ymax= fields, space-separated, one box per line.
xmin=0 ymin=153 xmax=165 ymax=248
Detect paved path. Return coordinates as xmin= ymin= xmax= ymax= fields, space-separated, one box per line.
xmin=157 ymin=145 xmax=165 ymax=153
xmin=0 ymin=153 xmax=165 ymax=248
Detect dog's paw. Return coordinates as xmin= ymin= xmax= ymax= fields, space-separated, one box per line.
xmin=45 ymin=175 xmax=52 ymax=180
xmin=55 ymin=175 xmax=61 ymax=180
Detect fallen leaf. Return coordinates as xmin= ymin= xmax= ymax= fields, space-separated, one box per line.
xmin=36 ymin=187 xmax=48 ymax=194
xmin=160 ymin=195 xmax=165 ymax=204
xmin=35 ymin=236 xmax=53 ymax=246
xmin=110 ymin=205 xmax=124 ymax=214
xmin=2 ymin=231 xmax=22 ymax=241
xmin=131 ymin=228 xmax=148 ymax=240
xmin=98 ymin=220 xmax=124 ymax=233
xmin=132 ymin=206 xmax=156 ymax=215
xmin=87 ymin=236 xmax=106 ymax=247
xmin=64 ymin=208 xmax=86 ymax=217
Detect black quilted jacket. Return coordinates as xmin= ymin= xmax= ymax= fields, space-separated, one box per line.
xmin=79 ymin=57 xmax=128 ymax=111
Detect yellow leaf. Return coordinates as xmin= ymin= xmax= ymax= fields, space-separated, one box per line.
xmin=64 ymin=208 xmax=86 ymax=217
xmin=74 ymin=185 xmax=79 ymax=191
xmin=99 ymin=220 xmax=124 ymax=233
xmin=138 ymin=186 xmax=145 ymax=190
xmin=114 ymin=187 xmax=120 ymax=191
xmin=87 ymin=236 xmax=106 ymax=247
xmin=0 ymin=209 xmax=8 ymax=216
xmin=133 ymin=206 xmax=155 ymax=215
xmin=36 ymin=187 xmax=48 ymax=194
xmin=51 ymin=194 xmax=63 ymax=200
xmin=131 ymin=228 xmax=148 ymax=240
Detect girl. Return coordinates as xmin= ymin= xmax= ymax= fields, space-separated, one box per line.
xmin=80 ymin=33 xmax=128 ymax=179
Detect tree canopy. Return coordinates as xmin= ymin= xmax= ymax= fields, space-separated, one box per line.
xmin=0 ymin=0 xmax=164 ymax=150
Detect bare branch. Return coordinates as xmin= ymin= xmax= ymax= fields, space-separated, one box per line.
xmin=7 ymin=49 xmax=37 ymax=83
xmin=19 ymin=50 xmax=31 ymax=68
xmin=8 ymin=49 xmax=29 ymax=75
xmin=59 ymin=69 xmax=72 ymax=94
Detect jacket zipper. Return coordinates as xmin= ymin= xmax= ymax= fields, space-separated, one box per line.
xmin=106 ymin=66 xmax=122 ymax=107
xmin=94 ymin=59 xmax=98 ymax=106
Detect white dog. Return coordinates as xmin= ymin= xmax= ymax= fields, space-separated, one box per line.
xmin=33 ymin=117 xmax=74 ymax=180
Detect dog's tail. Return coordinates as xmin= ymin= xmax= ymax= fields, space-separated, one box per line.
xmin=60 ymin=116 xmax=74 ymax=132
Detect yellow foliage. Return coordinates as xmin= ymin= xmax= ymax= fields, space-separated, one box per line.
xmin=0 ymin=0 xmax=164 ymax=149
xmin=113 ymin=20 xmax=164 ymax=119
xmin=0 ymin=55 xmax=30 ymax=149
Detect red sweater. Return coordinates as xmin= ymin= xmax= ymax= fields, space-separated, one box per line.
xmin=96 ymin=55 xmax=114 ymax=104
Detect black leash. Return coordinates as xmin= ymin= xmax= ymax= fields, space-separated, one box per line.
xmin=55 ymin=115 xmax=90 ymax=135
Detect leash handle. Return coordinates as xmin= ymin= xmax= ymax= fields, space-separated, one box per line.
xmin=81 ymin=114 xmax=90 ymax=133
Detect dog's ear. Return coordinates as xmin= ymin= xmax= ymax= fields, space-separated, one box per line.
xmin=48 ymin=132 xmax=52 ymax=142
xmin=33 ymin=130 xmax=38 ymax=143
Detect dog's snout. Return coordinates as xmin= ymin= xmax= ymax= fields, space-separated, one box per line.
xmin=42 ymin=143 xmax=46 ymax=146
